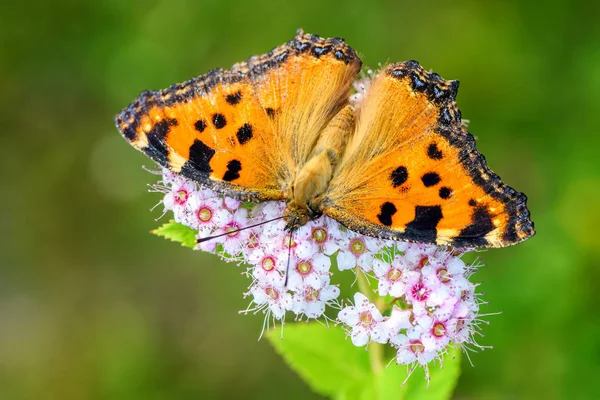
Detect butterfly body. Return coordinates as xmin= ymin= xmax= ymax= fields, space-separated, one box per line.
xmin=116 ymin=30 xmax=535 ymax=248
xmin=285 ymin=105 xmax=354 ymax=229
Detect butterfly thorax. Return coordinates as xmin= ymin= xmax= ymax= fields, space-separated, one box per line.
xmin=283 ymin=105 xmax=355 ymax=230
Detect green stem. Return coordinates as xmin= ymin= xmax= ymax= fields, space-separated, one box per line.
xmin=356 ymin=269 xmax=385 ymax=374
xmin=369 ymin=341 xmax=385 ymax=374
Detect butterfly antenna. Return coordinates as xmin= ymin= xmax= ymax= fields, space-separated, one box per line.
xmin=196 ymin=216 xmax=284 ymax=243
xmin=283 ymin=218 xmax=297 ymax=288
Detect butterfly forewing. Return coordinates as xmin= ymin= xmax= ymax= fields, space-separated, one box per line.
xmin=323 ymin=61 xmax=534 ymax=248
xmin=115 ymin=29 xmax=361 ymax=201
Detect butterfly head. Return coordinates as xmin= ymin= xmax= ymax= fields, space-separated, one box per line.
xmin=283 ymin=202 xmax=322 ymax=230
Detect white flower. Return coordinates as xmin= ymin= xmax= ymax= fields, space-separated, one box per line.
xmin=336 ymin=232 xmax=381 ymax=272
xmin=217 ymin=208 xmax=250 ymax=256
xmin=422 ymin=257 xmax=470 ymax=296
xmin=290 ymin=278 xmax=340 ymax=319
xmin=163 ymin=178 xmax=196 ymax=222
xmin=296 ymin=217 xmax=343 ymax=255
xmin=391 ymin=327 xmax=438 ymax=366
xmin=338 ymin=292 xmax=388 ymax=346
xmin=249 ymin=279 xmax=291 ymax=320
xmin=287 ymin=253 xmax=331 ymax=292
xmin=373 ymin=257 xmax=409 ymax=297
xmin=249 ymin=248 xmax=285 ymax=286
xmin=382 ymin=306 xmax=413 ymax=338
xmin=223 ymin=196 xmax=241 ymax=212
xmin=418 ymin=315 xmax=452 ymax=352
xmin=184 ymin=192 xmax=222 ymax=235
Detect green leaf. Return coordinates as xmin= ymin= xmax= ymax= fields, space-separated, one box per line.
xmin=267 ymin=323 xmax=462 ymax=400
xmin=266 ymin=323 xmax=370 ymax=398
xmin=151 ymin=220 xmax=196 ymax=248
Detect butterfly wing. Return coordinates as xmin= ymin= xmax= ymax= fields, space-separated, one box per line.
xmin=115 ymin=30 xmax=361 ymax=201
xmin=322 ymin=61 xmax=534 ymax=248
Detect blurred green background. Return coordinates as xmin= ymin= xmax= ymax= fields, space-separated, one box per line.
xmin=2 ymin=0 xmax=599 ymax=398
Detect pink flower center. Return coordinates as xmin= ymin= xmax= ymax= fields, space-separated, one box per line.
xmin=386 ymin=268 xmax=402 ymax=282
xmin=350 ymin=239 xmax=365 ymax=255
xmin=417 ymin=256 xmax=429 ymax=269
xmin=456 ymin=319 xmax=465 ymax=332
xmin=359 ymin=311 xmax=374 ymax=328
xmin=411 ymin=281 xmax=431 ymax=302
xmin=174 ymin=189 xmax=188 ymax=205
xmin=296 ymin=261 xmax=312 ymax=276
xmin=265 ymin=287 xmax=279 ymax=300
xmin=225 ymin=223 xmax=240 ymax=237
xmin=410 ymin=340 xmax=424 ymax=354
xmin=433 ymin=322 xmax=446 ymax=337
xmin=437 ymin=268 xmax=450 ymax=283
xmin=305 ymin=288 xmax=319 ymax=302
xmin=197 ymin=207 xmax=212 ymax=222
xmin=262 ymin=257 xmax=275 ymax=272
xmin=312 ymin=227 xmax=327 ymax=243
xmin=247 ymin=232 xmax=260 ymax=249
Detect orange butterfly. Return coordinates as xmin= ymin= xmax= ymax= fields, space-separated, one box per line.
xmin=115 ymin=29 xmax=534 ymax=248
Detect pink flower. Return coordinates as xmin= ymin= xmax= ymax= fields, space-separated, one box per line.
xmin=338 ymin=292 xmax=388 ymax=346
xmin=185 ymin=192 xmax=222 ymax=235
xmin=215 ymin=208 xmax=250 ymax=256
xmin=163 ymin=178 xmax=196 ymax=221
xmin=290 ymin=278 xmax=340 ymax=319
xmin=336 ymin=232 xmax=381 ymax=272
xmin=249 ymin=247 xmax=286 ymax=286
xmin=249 ymin=279 xmax=291 ymax=320
xmin=391 ymin=327 xmax=438 ymax=366
xmin=296 ymin=217 xmax=343 ymax=255
xmin=287 ymin=253 xmax=331 ymax=292
xmin=373 ymin=257 xmax=409 ymax=297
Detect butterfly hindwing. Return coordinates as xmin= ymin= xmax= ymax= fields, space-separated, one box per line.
xmin=322 ymin=61 xmax=534 ymax=248
xmin=115 ymin=30 xmax=361 ymax=201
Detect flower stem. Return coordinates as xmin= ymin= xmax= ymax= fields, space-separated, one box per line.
xmin=369 ymin=341 xmax=385 ymax=374
xmin=356 ymin=269 xmax=385 ymax=373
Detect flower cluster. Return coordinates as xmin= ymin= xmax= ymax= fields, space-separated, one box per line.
xmin=152 ymin=169 xmax=487 ymax=379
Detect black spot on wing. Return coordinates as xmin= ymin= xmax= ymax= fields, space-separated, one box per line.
xmin=377 ymin=202 xmax=397 ymax=226
xmin=266 ymin=108 xmax=278 ymax=118
xmin=452 ymin=206 xmax=495 ymax=247
xmin=194 ymin=119 xmax=206 ymax=132
xmin=225 ymin=91 xmax=242 ymax=105
xmin=212 ymin=113 xmax=227 ymax=129
xmin=439 ymin=187 xmax=452 ymax=199
xmin=122 ymin=126 xmax=137 ymax=141
xmin=142 ymin=118 xmax=178 ymax=165
xmin=427 ymin=143 xmax=443 ymax=160
xmin=183 ymin=139 xmax=215 ymax=174
xmin=421 ymin=172 xmax=441 ymax=187
xmin=390 ymin=166 xmax=409 ymax=188
xmin=404 ymin=205 xmax=443 ymax=244
xmin=236 ymin=123 xmax=253 ymax=145
xmin=223 ymin=159 xmax=242 ymax=181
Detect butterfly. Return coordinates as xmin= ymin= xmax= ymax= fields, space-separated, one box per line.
xmin=115 ymin=29 xmax=535 ymax=248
